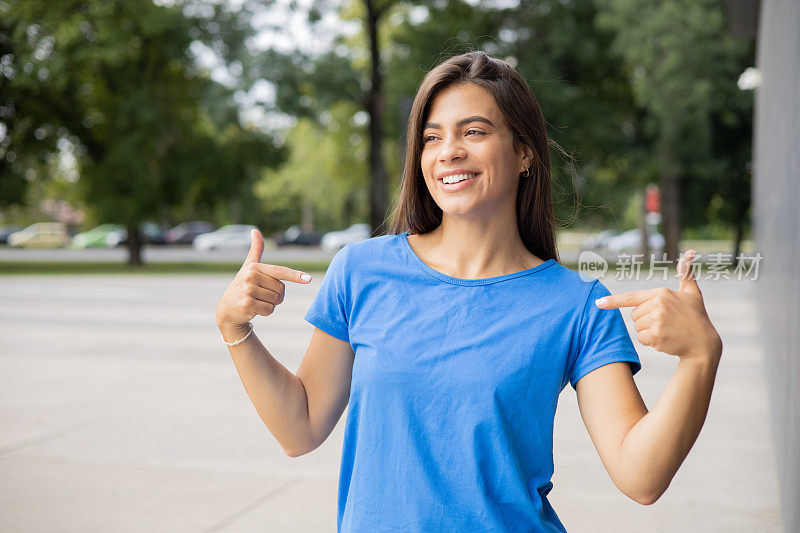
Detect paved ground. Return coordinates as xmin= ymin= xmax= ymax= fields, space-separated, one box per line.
xmin=0 ymin=269 xmax=783 ymax=532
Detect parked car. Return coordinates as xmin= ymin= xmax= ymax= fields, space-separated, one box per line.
xmin=71 ymin=224 xmax=125 ymax=249
xmin=192 ymin=224 xmax=259 ymax=251
xmin=604 ymin=229 xmax=665 ymax=253
xmin=166 ymin=221 xmax=216 ymax=245
xmin=106 ymin=222 xmax=169 ymax=247
xmin=320 ymin=223 xmax=371 ymax=252
xmin=272 ymin=224 xmax=323 ymax=246
xmin=0 ymin=224 xmax=24 ymax=244
xmin=8 ymin=222 xmax=70 ymax=248
xmin=581 ymin=229 xmax=619 ymax=250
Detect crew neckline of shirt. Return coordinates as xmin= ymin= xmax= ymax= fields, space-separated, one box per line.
xmin=400 ymin=231 xmax=557 ymax=286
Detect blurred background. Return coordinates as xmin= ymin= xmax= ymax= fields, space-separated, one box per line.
xmin=0 ymin=0 xmax=759 ymax=267
xmin=1 ymin=0 xmax=797 ymax=532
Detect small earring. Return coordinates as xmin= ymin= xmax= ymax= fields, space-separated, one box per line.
xmin=521 ymin=168 xmax=530 ymax=178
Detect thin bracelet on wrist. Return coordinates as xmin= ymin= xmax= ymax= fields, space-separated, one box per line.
xmin=220 ymin=322 xmax=253 ymax=347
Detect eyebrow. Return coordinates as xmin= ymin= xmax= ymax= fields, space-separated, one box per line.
xmin=423 ymin=115 xmax=496 ymax=130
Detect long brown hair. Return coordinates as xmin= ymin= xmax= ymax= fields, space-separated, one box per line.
xmin=387 ymin=50 xmax=561 ymax=263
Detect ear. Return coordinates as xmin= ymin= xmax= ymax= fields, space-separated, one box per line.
xmin=517 ymin=143 xmax=534 ymax=171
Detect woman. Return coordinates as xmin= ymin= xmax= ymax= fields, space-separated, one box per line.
xmin=216 ymin=51 xmax=723 ymax=532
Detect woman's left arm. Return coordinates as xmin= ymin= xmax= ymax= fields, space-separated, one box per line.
xmin=583 ymin=250 xmax=723 ymax=505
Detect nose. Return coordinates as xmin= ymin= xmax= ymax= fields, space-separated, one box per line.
xmin=437 ymin=133 xmax=467 ymax=163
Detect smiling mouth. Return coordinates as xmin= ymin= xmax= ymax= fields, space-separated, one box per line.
xmin=439 ymin=172 xmax=481 ymax=185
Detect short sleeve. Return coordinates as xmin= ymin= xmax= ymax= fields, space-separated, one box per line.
xmin=304 ymin=243 xmax=351 ymax=342
xmin=567 ymin=280 xmax=641 ymax=391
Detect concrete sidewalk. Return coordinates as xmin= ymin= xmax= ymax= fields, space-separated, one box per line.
xmin=0 ymin=273 xmax=783 ymax=532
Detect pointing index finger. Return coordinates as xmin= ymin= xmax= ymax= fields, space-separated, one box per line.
xmin=595 ymin=288 xmax=659 ymax=309
xmin=257 ymin=263 xmax=312 ymax=284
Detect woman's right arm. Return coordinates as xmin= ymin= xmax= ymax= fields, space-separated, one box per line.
xmin=216 ymin=230 xmax=355 ymax=457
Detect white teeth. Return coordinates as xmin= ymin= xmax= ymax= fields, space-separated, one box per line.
xmin=442 ymin=173 xmax=477 ymax=184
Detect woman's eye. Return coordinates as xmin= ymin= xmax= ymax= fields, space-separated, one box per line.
xmin=423 ymin=130 xmax=484 ymax=143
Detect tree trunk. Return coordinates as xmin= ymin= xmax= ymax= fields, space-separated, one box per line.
xmin=126 ymin=223 xmax=143 ymax=267
xmin=659 ymin=148 xmax=681 ymax=262
xmin=364 ymin=0 xmax=388 ymax=236
xmin=638 ymin=189 xmax=651 ymax=263
xmin=732 ymin=216 xmax=744 ymax=265
xmin=731 ymin=173 xmax=749 ymax=264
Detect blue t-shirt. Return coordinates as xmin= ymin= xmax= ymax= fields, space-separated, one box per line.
xmin=303 ymin=232 xmax=641 ymax=532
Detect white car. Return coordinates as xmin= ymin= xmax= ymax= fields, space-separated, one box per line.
xmin=192 ymin=224 xmax=259 ymax=251
xmin=605 ymin=229 xmax=665 ymax=253
xmin=320 ymin=223 xmax=371 ymax=252
xmin=581 ymin=229 xmax=619 ymax=250
xmin=8 ymin=222 xmax=70 ymax=248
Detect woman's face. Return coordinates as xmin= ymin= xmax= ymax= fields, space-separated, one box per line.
xmin=420 ymin=82 xmax=530 ymax=219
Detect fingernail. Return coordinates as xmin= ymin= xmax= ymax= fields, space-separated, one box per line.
xmin=300 ymin=273 xmax=311 ymax=281
xmin=595 ymin=297 xmax=608 ymax=307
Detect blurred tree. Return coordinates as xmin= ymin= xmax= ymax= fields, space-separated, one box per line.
xmin=245 ymin=29 xmax=365 ymax=233
xmin=596 ymin=0 xmax=754 ymax=260
xmin=255 ymin=100 xmax=369 ymax=234
xmin=359 ymin=0 xmax=402 ymax=234
xmin=0 ymin=13 xmax=62 ymax=208
xmin=0 ymin=0 xmax=283 ymax=265
xmin=686 ymin=38 xmax=754 ymax=259
xmin=249 ymin=0 xmax=399 ymax=235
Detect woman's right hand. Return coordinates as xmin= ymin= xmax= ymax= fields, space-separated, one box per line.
xmin=216 ymin=229 xmax=312 ymax=330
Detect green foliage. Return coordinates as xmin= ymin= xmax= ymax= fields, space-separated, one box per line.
xmin=596 ymin=0 xmax=755 ymax=231
xmin=1 ymin=0 xmax=284 ymax=232
xmin=255 ymin=100 xmax=369 ymax=233
xmin=249 ymin=45 xmax=364 ymax=123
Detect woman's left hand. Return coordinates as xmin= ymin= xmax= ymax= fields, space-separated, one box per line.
xmin=594 ymin=250 xmax=723 ymax=363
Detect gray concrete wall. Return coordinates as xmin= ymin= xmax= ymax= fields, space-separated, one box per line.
xmin=752 ymin=1 xmax=800 ymax=531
